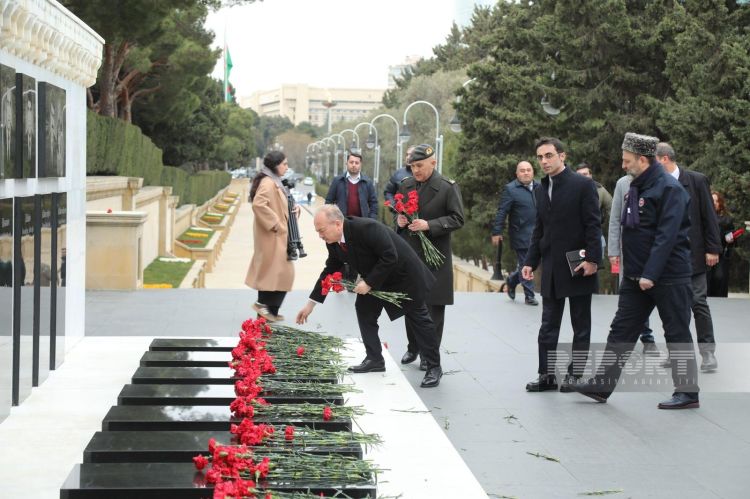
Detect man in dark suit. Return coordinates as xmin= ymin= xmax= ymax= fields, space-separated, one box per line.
xmin=492 ymin=160 xmax=539 ymax=306
xmin=656 ymin=143 xmax=721 ymax=372
xmin=522 ymin=137 xmax=602 ymax=393
xmin=396 ymin=144 xmax=464 ymax=370
xmin=295 ymin=205 xmax=443 ymax=388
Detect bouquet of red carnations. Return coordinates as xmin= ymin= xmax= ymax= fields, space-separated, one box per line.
xmin=321 ymin=271 xmax=410 ymax=308
xmin=385 ymin=191 xmax=445 ymax=268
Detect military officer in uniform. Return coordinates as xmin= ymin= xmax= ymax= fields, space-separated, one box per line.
xmin=395 ymin=144 xmax=465 ymax=370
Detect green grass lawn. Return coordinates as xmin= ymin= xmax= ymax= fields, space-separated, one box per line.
xmin=143 ymin=259 xmax=195 ymax=288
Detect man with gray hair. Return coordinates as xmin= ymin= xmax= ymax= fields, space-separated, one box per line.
xmin=655 ymin=142 xmax=721 ymax=372
xmin=296 ymin=205 xmax=444 ymax=388
xmin=573 ymin=133 xmax=700 ymax=409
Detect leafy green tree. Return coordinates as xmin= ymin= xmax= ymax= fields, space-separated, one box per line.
xmin=214 ymin=105 xmax=257 ymax=167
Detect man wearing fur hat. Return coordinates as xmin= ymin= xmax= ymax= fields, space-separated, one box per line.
xmin=572 ymin=133 xmax=700 ymax=409
xmin=396 ymin=144 xmax=465 ymax=370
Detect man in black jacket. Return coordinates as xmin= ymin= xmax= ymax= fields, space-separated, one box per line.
xmin=573 ymin=133 xmax=700 ymax=409
xmin=296 ymin=205 xmax=443 ymax=388
xmin=383 ymin=146 xmax=415 ymax=204
xmin=396 ymin=144 xmax=464 ymax=370
xmin=656 ymin=143 xmax=721 ymax=372
xmin=522 ymin=137 xmax=602 ymax=393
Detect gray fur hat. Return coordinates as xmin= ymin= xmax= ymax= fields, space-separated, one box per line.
xmin=621 ymin=132 xmax=659 ymax=157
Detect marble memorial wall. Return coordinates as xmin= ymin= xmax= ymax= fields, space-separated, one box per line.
xmin=0 ymin=0 xmax=102 ymax=416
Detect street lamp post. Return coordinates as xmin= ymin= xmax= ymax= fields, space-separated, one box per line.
xmin=450 ymin=78 xmax=477 ymax=133
xmin=322 ymin=137 xmax=337 ymax=182
xmin=354 ymin=122 xmax=380 ymax=185
xmin=339 ymin=129 xmax=360 ymax=152
xmin=402 ymin=100 xmax=443 ymax=173
xmin=370 ymin=113 xmax=403 ymax=184
xmin=329 ymin=133 xmax=347 ymax=177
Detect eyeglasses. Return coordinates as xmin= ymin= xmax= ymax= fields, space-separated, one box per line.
xmin=536 ymin=152 xmax=559 ymax=161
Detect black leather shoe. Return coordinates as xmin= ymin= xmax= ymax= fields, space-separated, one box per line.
xmin=658 ymin=392 xmax=699 ymax=409
xmin=559 ymin=374 xmax=581 ymax=393
xmin=401 ymin=351 xmax=418 ymax=365
xmin=700 ymin=352 xmax=718 ymax=372
xmin=525 ymin=374 xmax=557 ymax=392
xmin=642 ymin=341 xmax=659 ymax=356
xmin=419 ymin=358 xmax=428 ymax=371
xmin=348 ymin=358 xmax=385 ymax=373
xmin=420 ymin=366 xmax=443 ymax=388
xmin=525 ymin=297 xmax=539 ymax=306
xmin=506 ymin=283 xmax=516 ymax=301
xmin=570 ymin=380 xmax=609 ymax=403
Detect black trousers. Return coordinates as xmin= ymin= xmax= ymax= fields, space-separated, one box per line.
xmin=257 ymin=290 xmax=286 ymax=316
xmin=405 ymin=304 xmax=444 ymax=353
xmin=592 ymin=278 xmax=699 ymax=397
xmin=538 ymin=293 xmax=592 ymax=377
xmin=691 ymin=272 xmax=716 ymax=353
xmin=355 ymin=294 xmax=440 ymax=368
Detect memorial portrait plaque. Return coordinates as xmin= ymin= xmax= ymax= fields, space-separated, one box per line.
xmin=15 ymin=74 xmax=35 ymax=178
xmin=0 ymin=197 xmax=12 ymax=420
xmin=38 ymin=83 xmax=65 ymax=178
xmin=12 ymin=196 xmax=35 ymax=405
xmin=0 ymin=65 xmax=15 ymax=180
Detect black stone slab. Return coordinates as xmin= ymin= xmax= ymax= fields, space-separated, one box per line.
xmin=60 ymin=463 xmax=376 ymax=498
xmin=118 ymin=384 xmax=345 ymax=406
xmin=132 ymin=366 xmax=337 ymax=385
xmin=150 ymin=338 xmax=235 ymax=352
xmin=140 ymin=351 xmax=233 ymax=367
xmin=83 ymin=430 xmax=363 ymax=462
xmin=102 ymin=405 xmax=351 ymax=432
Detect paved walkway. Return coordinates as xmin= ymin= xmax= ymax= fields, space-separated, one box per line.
xmin=205 ymin=179 xmax=327 ymax=291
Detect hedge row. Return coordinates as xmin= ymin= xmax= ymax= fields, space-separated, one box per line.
xmin=86 ymin=111 xmax=230 ymax=206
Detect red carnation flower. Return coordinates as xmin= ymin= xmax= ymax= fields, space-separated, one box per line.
xmin=296 ymin=346 xmax=305 ymax=357
xmin=192 ymin=454 xmax=209 ymax=470
xmin=323 ymin=406 xmax=333 ymax=421
xmin=285 ymin=425 xmax=295 ymax=441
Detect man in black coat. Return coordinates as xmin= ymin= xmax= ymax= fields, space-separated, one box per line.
xmin=296 ymin=205 xmax=443 ymax=388
xmin=573 ymin=133 xmax=699 ymax=409
xmin=656 ymin=143 xmax=721 ymax=372
xmin=395 ymin=144 xmax=465 ymax=370
xmin=522 ymin=137 xmax=602 ymax=393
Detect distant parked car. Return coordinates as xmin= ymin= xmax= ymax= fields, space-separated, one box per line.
xmin=303 ymin=177 xmax=314 ymax=186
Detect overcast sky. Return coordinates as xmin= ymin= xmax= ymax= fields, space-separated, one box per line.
xmin=204 ymin=0 xmax=460 ymax=97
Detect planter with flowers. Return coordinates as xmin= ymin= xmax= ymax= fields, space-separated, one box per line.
xmin=174 ymin=227 xmax=220 ymax=272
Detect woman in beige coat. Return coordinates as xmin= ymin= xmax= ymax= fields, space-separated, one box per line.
xmin=245 ymin=151 xmax=298 ymax=321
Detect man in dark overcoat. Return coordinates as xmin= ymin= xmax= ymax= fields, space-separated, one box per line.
xmin=656 ymin=143 xmax=721 ymax=372
xmin=296 ymin=205 xmax=443 ymax=388
xmin=395 ymin=144 xmax=464 ymax=370
xmin=522 ymin=137 xmax=602 ymax=393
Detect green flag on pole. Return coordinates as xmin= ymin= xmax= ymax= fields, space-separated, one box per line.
xmin=224 ymin=46 xmax=233 ymax=102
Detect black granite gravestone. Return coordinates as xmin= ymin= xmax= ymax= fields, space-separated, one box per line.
xmin=102 ymin=405 xmax=352 ymax=432
xmin=0 ymin=64 xmax=15 ymax=180
xmin=132 ymin=366 xmax=337 ymax=385
xmin=149 ymin=338 xmax=236 ymax=352
xmin=82 ymin=430 xmax=363 ymax=463
xmin=37 ymin=82 xmax=66 ymax=178
xmin=60 ymin=462 xmax=377 ymax=498
xmin=15 ymin=74 xmax=35 ymax=178
xmin=0 ymin=197 xmax=12 ymax=422
xmin=32 ymin=194 xmax=51 ymax=386
xmin=118 ymin=383 xmax=345 ymax=406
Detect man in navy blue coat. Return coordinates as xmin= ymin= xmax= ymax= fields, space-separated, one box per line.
xmin=492 ymin=160 xmax=539 ymax=305
xmin=573 ymin=133 xmax=700 ymax=409
xmin=522 ymin=137 xmax=602 ymax=393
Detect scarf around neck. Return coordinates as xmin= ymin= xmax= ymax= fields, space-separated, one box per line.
xmin=622 ymin=161 xmax=660 ymax=228
xmin=261 ymin=166 xmax=288 ymax=194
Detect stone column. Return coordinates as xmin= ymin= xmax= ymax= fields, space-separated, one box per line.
xmin=86 ymin=211 xmax=147 ymax=290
